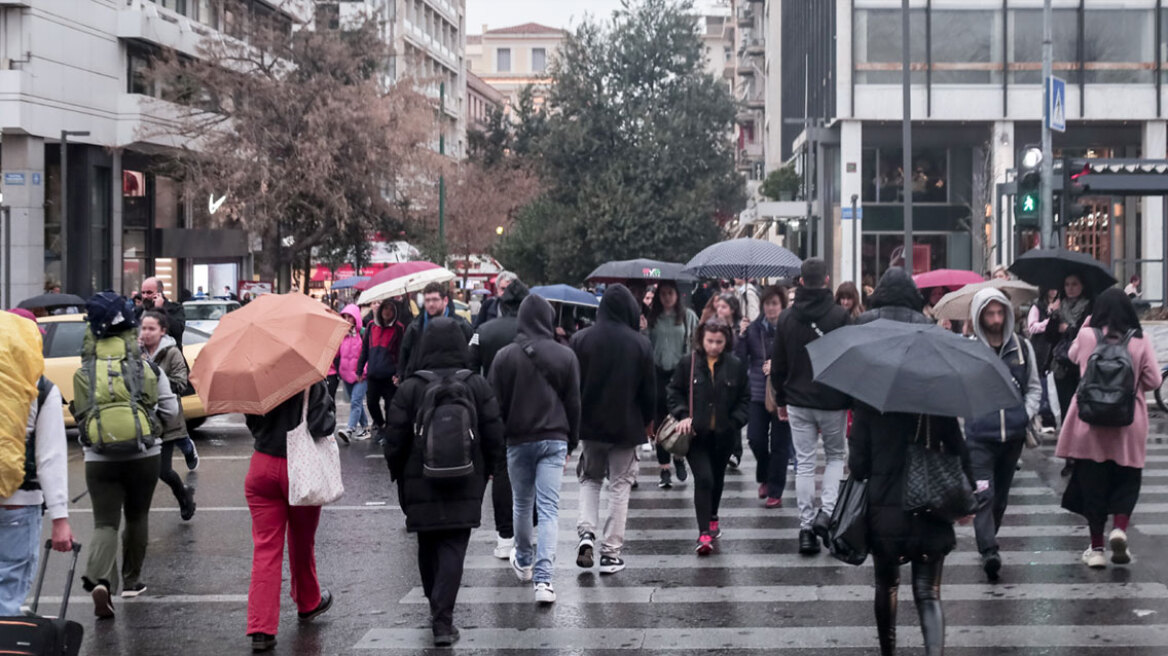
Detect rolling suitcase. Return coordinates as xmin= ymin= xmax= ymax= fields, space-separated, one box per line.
xmin=0 ymin=540 xmax=83 ymax=656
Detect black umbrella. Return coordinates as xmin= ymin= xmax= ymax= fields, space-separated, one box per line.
xmin=17 ymin=293 xmax=86 ymax=311
xmin=585 ymin=259 xmax=695 ymax=284
xmin=1008 ymin=248 xmax=1117 ymax=296
xmin=683 ymin=238 xmax=802 ymax=280
xmin=806 ymin=319 xmax=1021 ymax=417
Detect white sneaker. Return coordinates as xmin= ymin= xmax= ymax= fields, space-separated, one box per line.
xmin=493 ymin=536 xmax=514 ymax=560
xmin=533 ymin=582 xmax=556 ymax=604
xmin=1081 ymin=547 xmax=1107 ymax=569
xmin=1109 ymin=529 xmax=1132 ymax=564
xmin=509 ymin=548 xmax=533 ymax=583
xmin=640 ymin=443 xmax=654 ymax=454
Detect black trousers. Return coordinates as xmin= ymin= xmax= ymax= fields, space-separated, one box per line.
xmin=873 ymin=554 xmax=946 ymax=656
xmin=746 ymin=401 xmax=791 ymax=497
xmin=687 ymin=431 xmax=733 ymax=532
xmin=416 ymin=528 xmax=471 ymax=635
xmin=365 ymin=376 xmax=397 ymax=428
xmin=158 ymin=441 xmax=187 ymax=502
xmin=492 ymin=458 xmax=514 ymax=539
xmin=1054 ymin=368 xmax=1080 ymax=422
xmin=968 ymin=437 xmax=1024 ymax=555
xmin=326 ymin=374 xmax=340 ymax=400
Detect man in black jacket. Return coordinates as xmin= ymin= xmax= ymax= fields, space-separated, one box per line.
xmin=569 ymin=284 xmax=655 ymax=575
xmin=137 ymin=277 xmax=185 ymax=346
xmin=488 ymin=295 xmax=580 ymax=603
xmin=399 ymin=282 xmax=473 ymax=377
xmin=853 ymin=267 xmax=933 ymax=326
xmin=469 ymin=279 xmax=530 ymax=560
xmin=770 ymin=258 xmax=851 ymax=555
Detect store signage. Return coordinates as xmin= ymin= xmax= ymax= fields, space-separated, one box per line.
xmin=3 ymin=173 xmax=25 ymax=185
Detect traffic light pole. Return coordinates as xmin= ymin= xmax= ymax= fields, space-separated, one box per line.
xmin=1040 ymin=0 xmax=1054 ymax=249
xmin=901 ymin=0 xmax=914 ymax=273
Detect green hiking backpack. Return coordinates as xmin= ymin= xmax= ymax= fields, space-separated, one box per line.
xmin=71 ymin=328 xmax=160 ymax=453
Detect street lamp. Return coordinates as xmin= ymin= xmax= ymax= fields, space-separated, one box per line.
xmin=495 ymin=226 xmax=504 ymax=236
xmin=59 ymin=129 xmax=90 ymax=291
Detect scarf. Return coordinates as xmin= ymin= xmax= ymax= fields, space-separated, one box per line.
xmin=1059 ymin=295 xmax=1089 ymax=329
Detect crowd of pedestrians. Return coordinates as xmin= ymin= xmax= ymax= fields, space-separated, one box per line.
xmin=1 ymin=255 xmax=1162 ymax=656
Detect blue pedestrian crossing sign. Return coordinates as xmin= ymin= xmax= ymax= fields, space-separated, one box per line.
xmin=1048 ymin=76 xmax=1066 ymax=133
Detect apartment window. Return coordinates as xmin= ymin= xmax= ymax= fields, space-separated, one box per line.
xmin=1082 ymin=8 xmax=1155 ymax=83
xmin=194 ymin=0 xmax=217 ymax=28
xmin=532 ymin=47 xmax=547 ymax=73
xmin=853 ymin=8 xmax=926 ymax=83
xmin=497 ymin=48 xmax=511 ymax=72
xmin=128 ymin=48 xmax=151 ymax=95
xmin=931 ymin=10 xmax=1000 ymax=84
xmin=1009 ymin=8 xmax=1077 ymax=84
xmin=154 ymin=0 xmax=188 ymax=15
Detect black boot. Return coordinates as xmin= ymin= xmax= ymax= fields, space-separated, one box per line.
xmin=798 ymin=529 xmax=820 ymax=555
xmin=916 ymin=598 xmax=944 ymax=656
xmin=875 ymin=584 xmax=898 ymax=656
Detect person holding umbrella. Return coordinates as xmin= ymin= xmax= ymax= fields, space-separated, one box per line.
xmin=964 ymin=289 xmax=1042 ymax=581
xmin=646 ymin=281 xmax=699 ymax=489
xmin=1047 ymin=273 xmax=1093 ymax=429
xmin=1056 ymin=289 xmax=1162 ymax=568
xmin=1027 ymin=286 xmax=1061 ymax=429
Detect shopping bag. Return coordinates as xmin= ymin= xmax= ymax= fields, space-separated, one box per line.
xmin=287 ymin=390 xmax=345 ymax=506
xmin=827 ymin=476 xmax=869 ymax=566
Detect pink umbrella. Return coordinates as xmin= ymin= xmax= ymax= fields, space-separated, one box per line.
xmin=354 ymin=261 xmax=441 ymax=292
xmin=912 ymin=269 xmax=985 ymax=291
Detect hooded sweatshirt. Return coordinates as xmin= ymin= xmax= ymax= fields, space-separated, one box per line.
xmin=964 ymin=288 xmax=1042 ymax=442
xmin=399 ymin=303 xmax=473 ymax=377
xmin=142 ymin=334 xmax=189 ymax=441
xmin=488 ymin=295 xmax=581 ymax=451
xmin=337 ymin=304 xmax=365 ymax=384
xmin=358 ymin=301 xmax=406 ymax=380
xmin=770 ymin=286 xmax=851 ymax=410
xmin=470 ymin=280 xmax=530 ymax=376
xmin=853 ymin=267 xmax=932 ymax=326
xmin=569 ymin=284 xmax=656 ymax=447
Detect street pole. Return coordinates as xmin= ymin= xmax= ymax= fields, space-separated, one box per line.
xmin=59 ymin=130 xmax=89 ymax=292
xmin=851 ymin=194 xmax=859 ymax=283
xmin=803 ymin=56 xmax=813 ymax=257
xmin=2 ymin=206 xmax=10 ymax=309
xmin=901 ymin=0 xmax=913 ymax=273
xmin=438 ymin=81 xmax=446 ymax=267
xmin=1041 ymin=0 xmax=1054 ymax=249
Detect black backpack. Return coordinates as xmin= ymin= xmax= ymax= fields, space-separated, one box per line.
xmin=1076 ymin=328 xmax=1137 ymax=427
xmin=413 ymin=370 xmax=479 ymax=479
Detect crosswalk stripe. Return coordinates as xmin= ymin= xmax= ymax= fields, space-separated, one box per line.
xmin=352 ymin=625 xmax=1168 ymax=650
xmin=399 ymin=582 xmax=1168 ymax=605
xmin=471 ymin=525 xmax=1117 ymax=543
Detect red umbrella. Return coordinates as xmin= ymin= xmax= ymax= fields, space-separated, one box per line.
xmin=354 ymin=261 xmax=441 ymax=292
xmin=912 ymin=269 xmax=985 ymax=290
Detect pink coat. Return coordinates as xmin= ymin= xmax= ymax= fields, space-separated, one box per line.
xmin=1054 ymin=324 xmax=1161 ymax=469
xmin=337 ymin=304 xmax=366 ymax=384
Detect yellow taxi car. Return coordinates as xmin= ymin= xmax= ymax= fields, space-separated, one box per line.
xmin=36 ymin=314 xmax=211 ymax=430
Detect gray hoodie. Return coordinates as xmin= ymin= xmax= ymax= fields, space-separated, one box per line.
xmin=965 ymin=288 xmax=1042 ymax=441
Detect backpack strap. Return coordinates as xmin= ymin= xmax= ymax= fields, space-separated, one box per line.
xmin=85 ymin=356 xmax=101 ymax=449
xmin=123 ymin=336 xmax=147 ymax=448
xmin=809 ymin=321 xmax=825 ymax=338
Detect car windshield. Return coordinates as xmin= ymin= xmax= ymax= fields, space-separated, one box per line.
xmin=183 ymin=327 xmax=209 ymax=345
xmin=45 ymin=322 xmax=87 ymax=358
xmin=183 ymin=303 xmax=238 ymax=320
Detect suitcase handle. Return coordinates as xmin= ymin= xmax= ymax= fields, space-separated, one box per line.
xmin=29 ymin=540 xmax=82 ymax=619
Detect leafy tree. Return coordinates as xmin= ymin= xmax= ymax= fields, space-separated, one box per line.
xmin=759 ymin=165 xmax=801 ymax=201
xmin=495 ymin=0 xmax=744 ymax=284
xmin=146 ymin=16 xmax=436 ymax=289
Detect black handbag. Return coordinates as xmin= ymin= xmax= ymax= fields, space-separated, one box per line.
xmin=902 ymin=415 xmax=977 ymax=523
xmin=827 ymin=475 xmax=869 ymax=565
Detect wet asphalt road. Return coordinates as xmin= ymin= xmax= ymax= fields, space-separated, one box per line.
xmin=38 ymin=408 xmax=1168 ymax=655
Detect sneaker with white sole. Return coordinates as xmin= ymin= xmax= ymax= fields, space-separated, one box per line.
xmin=1109 ymin=529 xmax=1132 ymax=564
xmin=494 ymin=535 xmax=514 ymax=560
xmin=121 ymin=583 xmax=147 ymax=599
xmin=576 ymin=532 xmax=595 ymax=568
xmin=598 ymin=555 xmax=625 ymax=575
xmin=509 ymin=548 xmax=533 ymax=582
xmin=184 ymin=441 xmax=200 ymax=471
xmin=336 ymin=428 xmax=350 ymax=444
xmin=533 ymin=582 xmax=556 ymax=604
xmin=1081 ymin=547 xmax=1107 ymax=569
xmin=92 ymin=584 xmax=115 ymax=618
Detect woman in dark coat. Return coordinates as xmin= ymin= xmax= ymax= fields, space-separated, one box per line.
xmin=667 ymin=320 xmax=750 ymax=555
xmin=383 ymin=318 xmax=505 ymax=647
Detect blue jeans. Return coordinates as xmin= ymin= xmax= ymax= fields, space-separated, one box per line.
xmin=508 ymin=440 xmax=568 ymax=584
xmin=344 ymin=380 xmax=369 ymax=431
xmin=0 ymin=506 xmax=42 ymax=615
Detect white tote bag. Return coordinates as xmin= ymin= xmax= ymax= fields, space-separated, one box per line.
xmin=287 ymin=389 xmax=345 ymax=506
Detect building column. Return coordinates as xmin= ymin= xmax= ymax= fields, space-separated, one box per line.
xmin=1142 ymin=121 xmax=1166 ymax=303
xmin=838 ymin=120 xmax=863 ymax=285
xmin=111 ymin=150 xmax=123 ymax=294
xmin=1 ymin=135 xmax=46 ymax=305
xmin=990 ymin=121 xmax=1016 ymax=267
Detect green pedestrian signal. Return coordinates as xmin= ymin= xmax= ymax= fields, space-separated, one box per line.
xmin=1016 ymin=192 xmax=1039 ymax=225
xmin=1021 ymin=195 xmax=1036 ymax=213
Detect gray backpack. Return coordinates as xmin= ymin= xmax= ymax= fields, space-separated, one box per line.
xmin=1076 ymin=328 xmax=1136 ymax=427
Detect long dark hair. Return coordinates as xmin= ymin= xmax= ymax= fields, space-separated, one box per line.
xmin=647 ymin=280 xmax=687 ymax=328
xmin=1090 ymin=288 xmax=1143 ymax=338
xmin=700 ymin=292 xmax=741 ymax=327
xmin=834 ymin=282 xmax=864 ymax=318
xmin=695 ymin=319 xmax=735 ymax=356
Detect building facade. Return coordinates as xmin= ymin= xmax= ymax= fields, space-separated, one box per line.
xmin=465 ymin=22 xmax=565 ymax=111
xmin=747 ymin=0 xmax=1168 ymax=304
xmin=467 ymin=70 xmax=504 ymax=132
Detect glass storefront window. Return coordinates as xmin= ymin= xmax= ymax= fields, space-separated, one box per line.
xmin=1083 ymin=8 xmax=1155 ymax=84
xmin=931 ymin=10 xmax=1001 ymax=84
xmin=863 ymin=147 xmax=949 ymax=204
xmin=43 ymin=163 xmax=61 ymax=286
xmin=123 ymin=170 xmax=149 ymax=229
xmin=862 ymin=233 xmax=949 ymax=281
xmin=853 ymin=7 xmax=926 ymax=84
xmin=90 ymin=167 xmax=112 ymax=292
xmin=1009 ymin=8 xmax=1078 ymax=84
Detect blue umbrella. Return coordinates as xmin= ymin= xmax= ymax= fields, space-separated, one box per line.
xmin=530 ymin=285 xmax=600 ymax=308
xmin=331 ymin=276 xmax=370 ymax=290
xmin=683 ymin=238 xmax=803 ymax=280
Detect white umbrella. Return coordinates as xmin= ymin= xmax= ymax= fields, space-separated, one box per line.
xmin=931 ymin=279 xmax=1039 ymax=322
xmin=357 ymin=267 xmax=456 ymax=305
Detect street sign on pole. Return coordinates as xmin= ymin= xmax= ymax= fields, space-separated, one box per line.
xmin=1048 ymin=76 xmax=1066 ymax=133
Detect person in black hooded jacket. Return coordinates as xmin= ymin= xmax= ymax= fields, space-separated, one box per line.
xmin=488 ymin=294 xmax=580 ymax=602
xmin=769 ymin=258 xmax=851 ymax=555
xmin=853 ymin=267 xmax=933 ymax=326
xmin=569 ymin=284 xmax=656 ymax=575
xmin=383 ymin=317 xmax=505 ymax=647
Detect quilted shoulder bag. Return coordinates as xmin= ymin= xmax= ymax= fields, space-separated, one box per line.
xmin=902 ymin=415 xmax=976 ymax=523
xmin=656 ymin=354 xmax=695 ymax=457
xmin=287 ymin=389 xmax=345 ymax=506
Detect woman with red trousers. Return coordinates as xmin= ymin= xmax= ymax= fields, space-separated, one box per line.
xmin=244 ymin=380 xmax=337 ymax=652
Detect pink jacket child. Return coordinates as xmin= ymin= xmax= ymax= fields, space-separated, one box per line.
xmin=337 ymin=304 xmax=367 ymax=384
xmin=1055 ymin=322 xmax=1162 ymax=469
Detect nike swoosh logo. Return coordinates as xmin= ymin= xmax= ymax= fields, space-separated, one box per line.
xmin=208 ymin=194 xmax=227 ymax=214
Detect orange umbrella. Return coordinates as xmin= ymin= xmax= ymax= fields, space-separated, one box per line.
xmin=189 ymin=293 xmax=349 ymax=416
